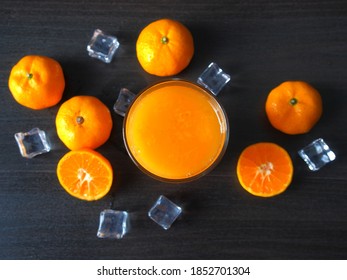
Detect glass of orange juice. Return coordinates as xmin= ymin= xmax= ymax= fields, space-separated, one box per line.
xmin=123 ymin=79 xmax=229 ymax=183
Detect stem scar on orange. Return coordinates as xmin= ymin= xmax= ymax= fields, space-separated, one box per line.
xmin=265 ymin=81 xmax=323 ymax=135
xmin=136 ymin=18 xmax=194 ymax=77
xmin=57 ymin=149 xmax=113 ymax=201
xmin=8 ymin=55 xmax=65 ymax=110
xmin=236 ymin=142 xmax=293 ymax=197
xmin=55 ymin=95 xmax=113 ymax=150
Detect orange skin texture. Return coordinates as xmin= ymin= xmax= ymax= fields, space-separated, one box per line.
xmin=57 ymin=149 xmax=113 ymax=201
xmin=237 ymin=142 xmax=294 ymax=197
xmin=136 ymin=18 xmax=194 ymax=76
xmin=55 ymin=96 xmax=113 ymax=150
xmin=8 ymin=55 xmax=65 ymax=109
xmin=265 ymin=81 xmax=323 ymax=135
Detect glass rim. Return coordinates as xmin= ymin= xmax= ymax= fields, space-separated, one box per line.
xmin=122 ymin=79 xmax=230 ymax=183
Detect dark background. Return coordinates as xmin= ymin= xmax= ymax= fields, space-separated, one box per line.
xmin=0 ymin=0 xmax=346 ymax=260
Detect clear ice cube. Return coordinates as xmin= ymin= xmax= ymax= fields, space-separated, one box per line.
xmin=97 ymin=209 xmax=129 ymax=239
xmin=298 ymin=138 xmax=336 ymax=171
xmin=14 ymin=128 xmax=51 ymax=159
xmin=148 ymin=195 xmax=182 ymax=230
xmin=87 ymin=29 xmax=119 ymax=63
xmin=197 ymin=62 xmax=231 ymax=96
xmin=113 ymin=88 xmax=136 ymax=117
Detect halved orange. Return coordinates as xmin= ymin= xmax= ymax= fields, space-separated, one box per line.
xmin=236 ymin=142 xmax=293 ymax=197
xmin=57 ymin=149 xmax=113 ymax=201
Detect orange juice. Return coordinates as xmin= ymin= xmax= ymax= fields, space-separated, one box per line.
xmin=123 ymin=80 xmax=229 ymax=182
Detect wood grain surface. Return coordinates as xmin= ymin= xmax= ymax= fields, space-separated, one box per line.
xmin=0 ymin=0 xmax=347 ymax=259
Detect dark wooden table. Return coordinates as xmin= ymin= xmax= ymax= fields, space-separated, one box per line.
xmin=0 ymin=0 xmax=346 ymax=260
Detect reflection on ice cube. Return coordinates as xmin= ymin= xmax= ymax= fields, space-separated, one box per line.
xmin=197 ymin=62 xmax=231 ymax=96
xmin=87 ymin=29 xmax=119 ymax=63
xmin=97 ymin=209 xmax=129 ymax=239
xmin=148 ymin=195 xmax=182 ymax=230
xmin=298 ymin=138 xmax=336 ymax=171
xmin=14 ymin=128 xmax=51 ymax=159
xmin=113 ymin=88 xmax=136 ymax=117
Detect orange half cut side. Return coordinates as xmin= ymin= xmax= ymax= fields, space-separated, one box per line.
xmin=236 ymin=142 xmax=293 ymax=197
xmin=57 ymin=149 xmax=113 ymax=201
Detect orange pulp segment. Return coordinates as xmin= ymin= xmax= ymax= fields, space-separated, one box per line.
xmin=124 ymin=80 xmax=228 ymax=181
xmin=57 ymin=149 xmax=113 ymax=201
xmin=236 ymin=142 xmax=293 ymax=197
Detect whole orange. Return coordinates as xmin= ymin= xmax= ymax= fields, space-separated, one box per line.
xmin=8 ymin=55 xmax=65 ymax=109
xmin=56 ymin=95 xmax=113 ymax=150
xmin=136 ymin=18 xmax=194 ymax=76
xmin=265 ymin=81 xmax=323 ymax=135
